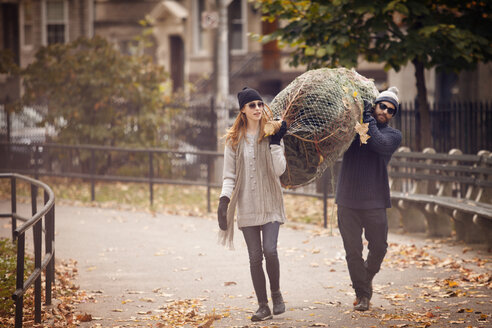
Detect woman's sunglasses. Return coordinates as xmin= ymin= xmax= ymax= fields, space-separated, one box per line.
xmin=378 ymin=103 xmax=396 ymax=115
xmin=247 ymin=101 xmax=264 ymax=109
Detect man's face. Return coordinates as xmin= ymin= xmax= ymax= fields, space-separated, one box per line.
xmin=373 ymin=101 xmax=396 ymax=124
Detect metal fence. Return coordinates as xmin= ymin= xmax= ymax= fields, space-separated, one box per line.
xmin=392 ymin=101 xmax=492 ymax=153
xmin=0 ymin=142 xmax=336 ymax=227
xmin=0 ymin=101 xmax=218 ymax=152
xmin=2 ymin=100 xmax=491 ymax=155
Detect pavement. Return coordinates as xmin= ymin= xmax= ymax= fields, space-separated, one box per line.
xmin=0 ymin=200 xmax=491 ymax=328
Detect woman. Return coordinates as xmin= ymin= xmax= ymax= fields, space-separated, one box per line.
xmin=217 ymin=87 xmax=287 ymax=322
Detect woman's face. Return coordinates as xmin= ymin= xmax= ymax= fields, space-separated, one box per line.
xmin=241 ymin=100 xmax=264 ymax=122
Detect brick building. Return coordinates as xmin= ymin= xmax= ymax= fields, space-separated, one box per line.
xmin=1 ymin=0 xmax=490 ymax=104
xmin=0 ymin=0 xmax=94 ymax=102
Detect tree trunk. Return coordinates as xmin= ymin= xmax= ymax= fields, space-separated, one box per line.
xmin=412 ymin=58 xmax=433 ymax=151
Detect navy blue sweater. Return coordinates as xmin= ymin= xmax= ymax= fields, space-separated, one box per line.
xmin=335 ymin=117 xmax=402 ymax=209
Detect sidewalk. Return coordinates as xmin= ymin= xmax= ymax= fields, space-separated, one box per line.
xmin=1 ymin=200 xmax=490 ymax=327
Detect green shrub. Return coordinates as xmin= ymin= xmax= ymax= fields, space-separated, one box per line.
xmin=0 ymin=238 xmax=33 ymax=317
xmin=0 ymin=238 xmax=17 ymax=316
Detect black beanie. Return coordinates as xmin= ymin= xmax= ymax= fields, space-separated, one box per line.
xmin=237 ymin=87 xmax=263 ymax=110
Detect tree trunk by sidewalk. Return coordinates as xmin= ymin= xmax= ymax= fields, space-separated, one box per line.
xmin=413 ymin=58 xmax=432 ymax=151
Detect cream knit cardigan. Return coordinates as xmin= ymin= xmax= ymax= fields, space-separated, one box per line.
xmin=219 ymin=132 xmax=287 ymax=249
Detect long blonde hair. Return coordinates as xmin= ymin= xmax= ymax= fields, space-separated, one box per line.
xmin=224 ymin=105 xmax=271 ymax=150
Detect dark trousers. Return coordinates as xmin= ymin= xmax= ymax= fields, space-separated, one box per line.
xmin=242 ymin=221 xmax=281 ymax=304
xmin=337 ymin=206 xmax=388 ymax=299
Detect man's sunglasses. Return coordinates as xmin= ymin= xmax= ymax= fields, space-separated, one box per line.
xmin=378 ymin=103 xmax=396 ymax=115
xmin=247 ymin=101 xmax=264 ymax=109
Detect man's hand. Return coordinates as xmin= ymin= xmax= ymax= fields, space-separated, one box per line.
xmin=363 ymin=100 xmax=374 ymax=123
xmin=217 ymin=196 xmax=230 ymax=231
xmin=270 ymin=120 xmax=287 ymax=145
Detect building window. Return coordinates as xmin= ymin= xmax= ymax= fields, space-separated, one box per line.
xmin=118 ymin=39 xmax=142 ymax=56
xmin=23 ymin=0 xmax=34 ymax=46
xmin=46 ymin=0 xmax=67 ymax=44
xmin=229 ymin=0 xmax=246 ymax=53
xmin=193 ymin=0 xmax=206 ymax=54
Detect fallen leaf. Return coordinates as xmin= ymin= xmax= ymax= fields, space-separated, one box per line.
xmin=445 ymin=279 xmax=459 ymax=287
xmin=426 ymin=311 xmax=435 ymax=318
xmin=478 ymin=314 xmax=488 ymax=321
xmin=198 ymin=317 xmax=215 ymax=328
xmin=137 ymin=311 xmax=152 ymax=315
xmin=76 ymin=313 xmax=92 ymax=322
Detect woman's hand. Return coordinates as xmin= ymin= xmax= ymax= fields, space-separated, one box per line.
xmin=270 ymin=121 xmax=287 ymax=145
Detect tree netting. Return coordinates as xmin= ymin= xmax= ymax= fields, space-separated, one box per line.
xmin=268 ymin=67 xmax=379 ymax=188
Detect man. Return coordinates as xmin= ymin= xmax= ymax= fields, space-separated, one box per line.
xmin=335 ymin=87 xmax=402 ymax=311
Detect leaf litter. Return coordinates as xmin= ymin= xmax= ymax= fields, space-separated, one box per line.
xmin=359 ymin=241 xmax=492 ymax=327
xmin=0 ymin=259 xmax=226 ymax=328
xmin=2 ymin=183 xmax=490 ymax=327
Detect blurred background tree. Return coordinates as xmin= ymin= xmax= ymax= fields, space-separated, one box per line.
xmin=0 ymin=49 xmax=19 ymax=76
xmin=21 ymin=35 xmax=171 ymax=147
xmin=256 ymin=0 xmax=492 ymax=150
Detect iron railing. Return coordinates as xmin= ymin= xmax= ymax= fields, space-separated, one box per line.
xmin=0 ymin=173 xmax=55 ymax=328
xmin=2 ymin=100 xmax=491 ymax=154
xmin=392 ymin=100 xmax=492 ymax=153
xmin=0 ymin=142 xmax=336 ymax=227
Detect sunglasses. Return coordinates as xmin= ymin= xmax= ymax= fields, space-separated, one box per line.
xmin=247 ymin=101 xmax=264 ymax=109
xmin=378 ymin=103 xmax=396 ymax=115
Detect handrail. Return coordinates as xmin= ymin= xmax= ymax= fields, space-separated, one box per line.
xmin=0 ymin=173 xmax=56 ymax=328
xmin=3 ymin=174 xmax=55 ymax=236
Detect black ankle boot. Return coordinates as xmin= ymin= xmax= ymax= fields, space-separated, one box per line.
xmin=366 ymin=271 xmax=376 ymax=300
xmin=271 ymin=290 xmax=285 ymax=315
xmin=354 ymin=296 xmax=370 ymax=311
xmin=364 ymin=262 xmax=376 ymax=301
xmin=251 ymin=303 xmax=272 ymax=322
xmin=368 ymin=277 xmax=374 ymax=300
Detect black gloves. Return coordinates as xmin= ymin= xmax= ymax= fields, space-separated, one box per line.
xmin=363 ymin=100 xmax=375 ymax=123
xmin=270 ymin=120 xmax=287 ymax=145
xmin=217 ymin=196 xmax=230 ymax=231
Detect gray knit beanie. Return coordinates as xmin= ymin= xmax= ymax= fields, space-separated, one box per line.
xmin=237 ymin=87 xmax=263 ymax=110
xmin=375 ymin=86 xmax=400 ymax=113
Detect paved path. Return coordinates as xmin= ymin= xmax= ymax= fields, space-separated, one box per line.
xmin=1 ymin=201 xmax=491 ymax=327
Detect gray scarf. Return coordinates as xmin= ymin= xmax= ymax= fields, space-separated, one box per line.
xmin=218 ymin=132 xmax=284 ymax=249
